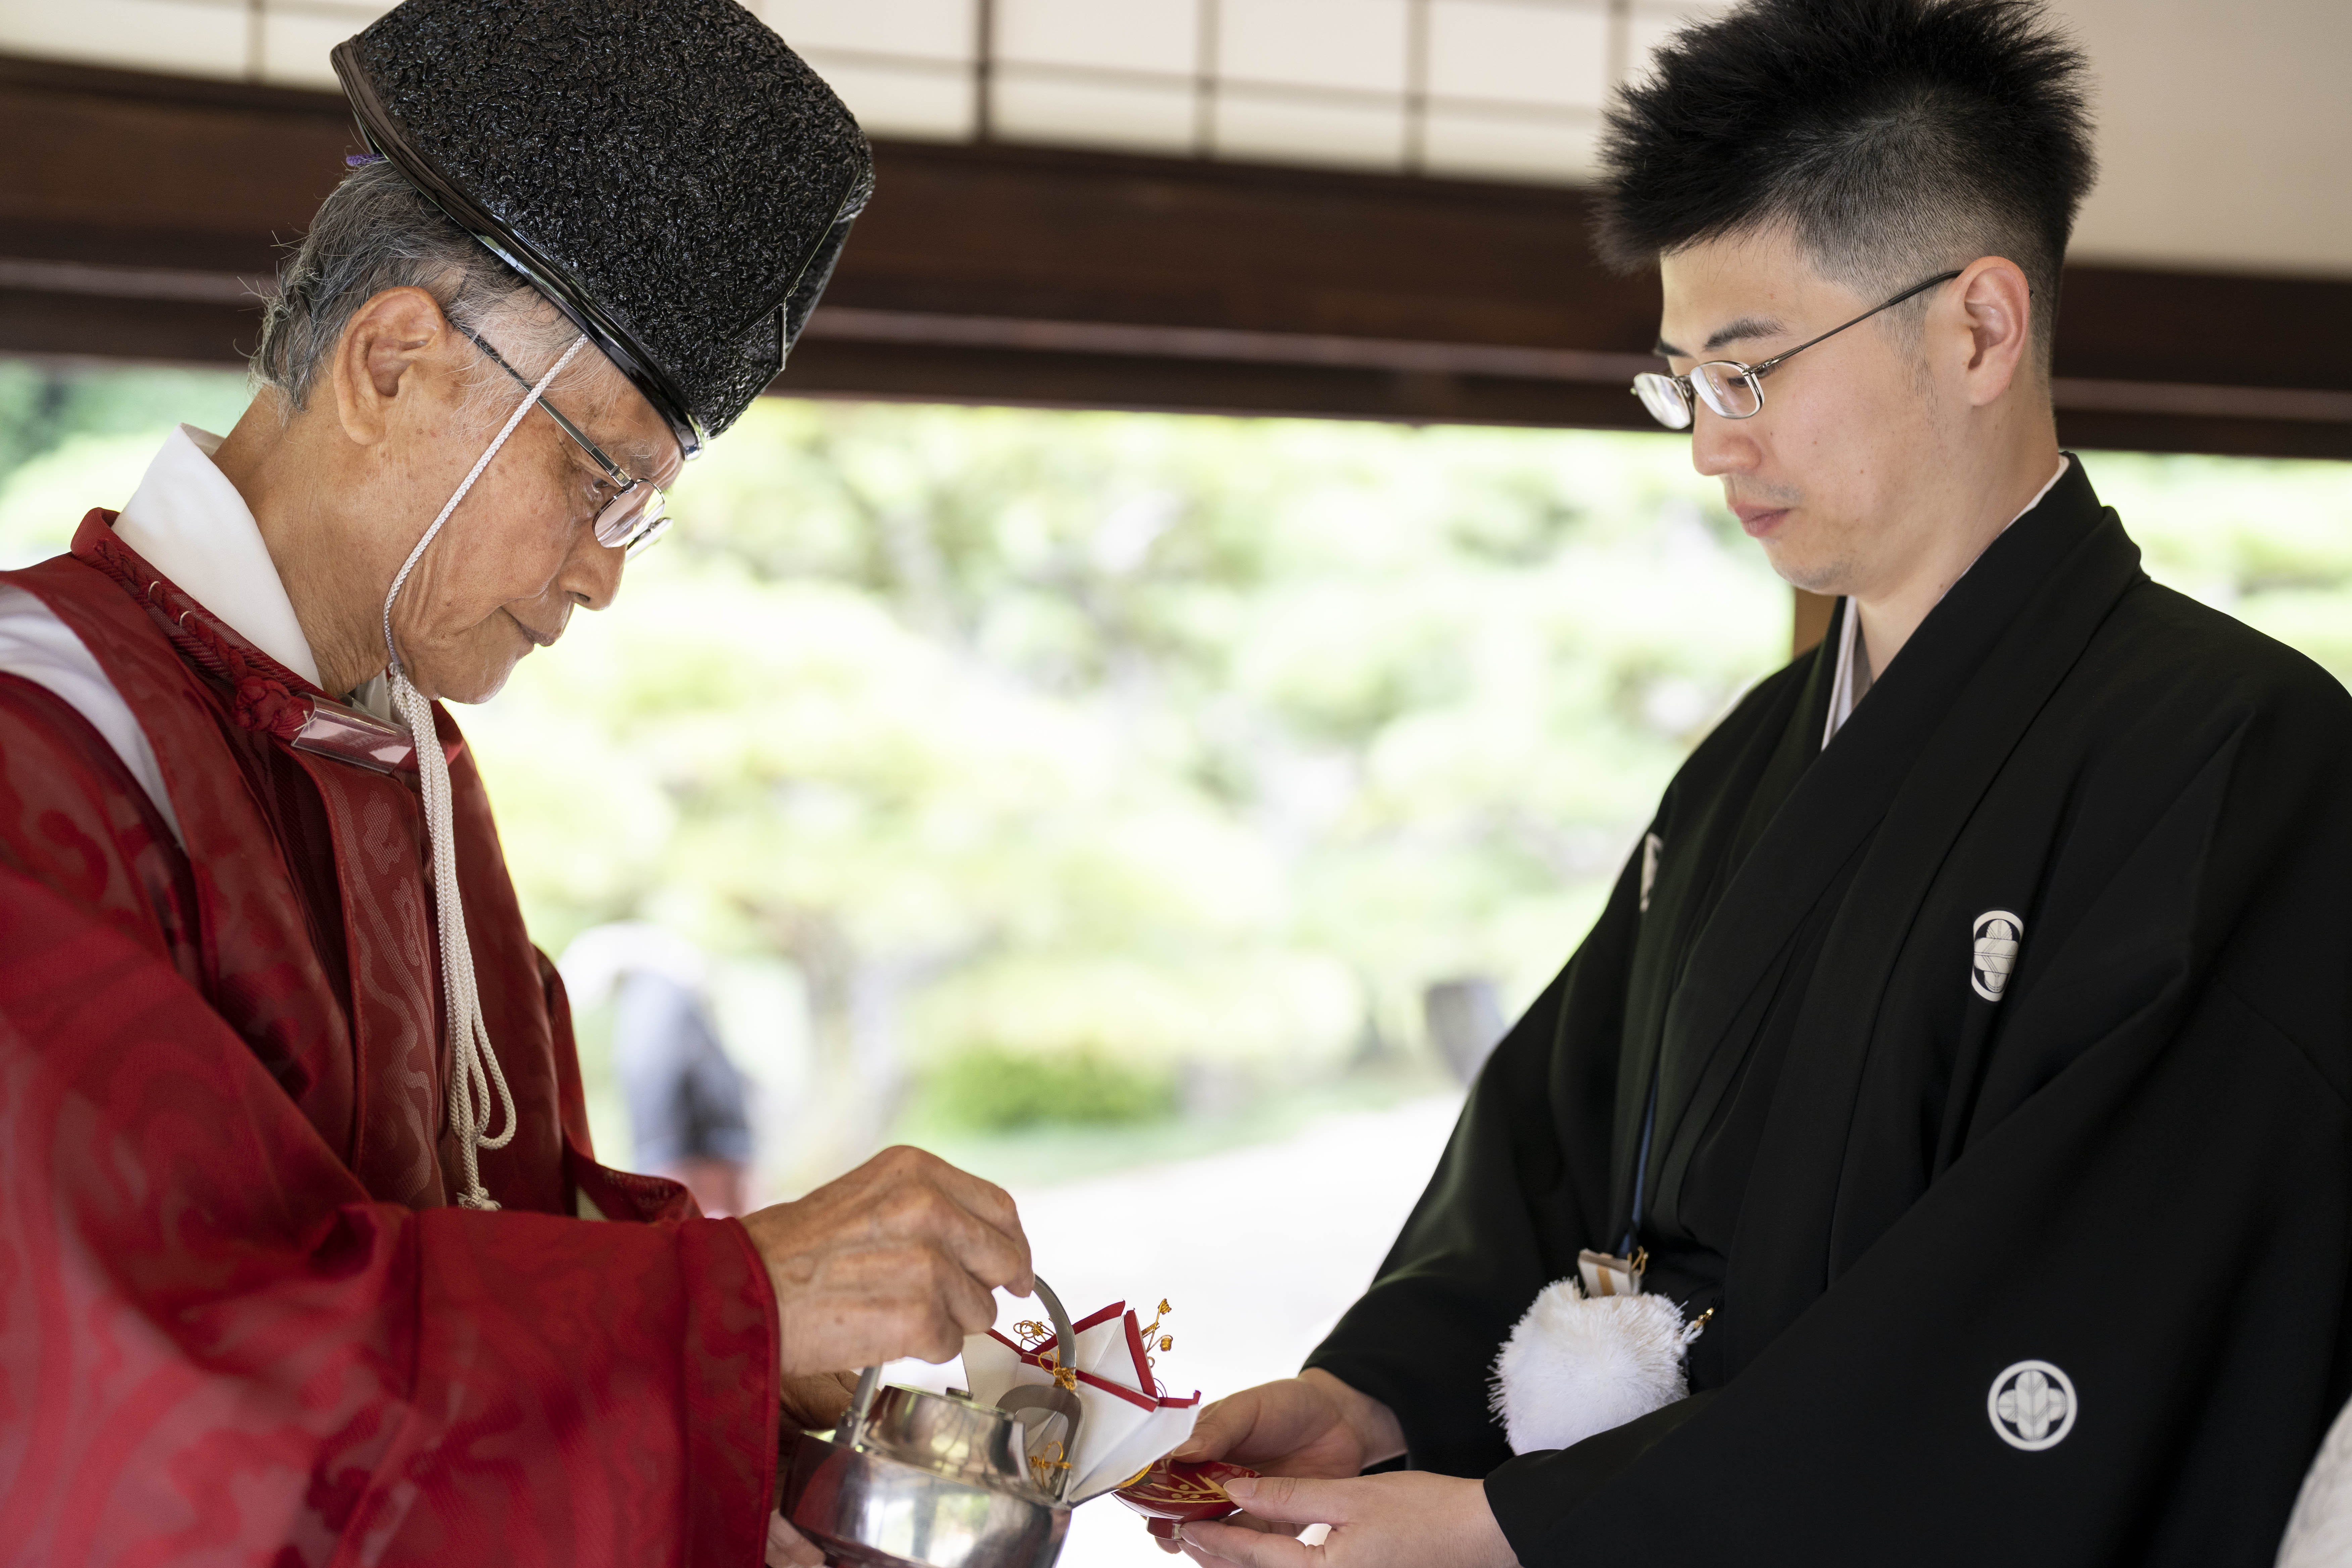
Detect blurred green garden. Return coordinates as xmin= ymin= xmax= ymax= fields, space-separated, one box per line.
xmin=6 ymin=357 xmax=2349 ymax=1195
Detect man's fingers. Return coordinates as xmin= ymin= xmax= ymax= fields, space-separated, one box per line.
xmin=1178 ymin=1535 xmax=1228 ymax=1568
xmin=1222 ymin=1476 xmax=1347 ymax=1527
xmin=1174 ymin=1392 xmax=1252 ymax=1460
xmin=1179 ymin=1519 xmax=1320 ymax=1568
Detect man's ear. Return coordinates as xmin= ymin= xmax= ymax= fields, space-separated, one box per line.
xmin=329 ymin=286 xmax=455 ymax=447
xmin=1951 ymin=255 xmax=2036 ymax=408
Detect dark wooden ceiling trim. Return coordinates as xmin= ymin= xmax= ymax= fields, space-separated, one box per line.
xmin=4 ymin=52 xmax=2347 ymax=458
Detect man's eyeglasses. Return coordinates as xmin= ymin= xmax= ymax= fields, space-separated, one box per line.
xmin=1632 ymin=270 xmax=1963 ymax=431
xmin=454 ymin=322 xmax=674 ymax=558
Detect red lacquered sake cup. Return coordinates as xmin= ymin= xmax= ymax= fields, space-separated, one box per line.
xmin=1114 ymin=1458 xmax=1262 ymax=1540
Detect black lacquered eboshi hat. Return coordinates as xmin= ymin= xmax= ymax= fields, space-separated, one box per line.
xmin=331 ymin=0 xmax=873 ymax=459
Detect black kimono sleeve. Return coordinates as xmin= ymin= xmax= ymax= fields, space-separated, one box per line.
xmin=1306 ymin=468 xmax=2352 ymax=1566
xmin=1305 ymin=828 xmax=1651 ymax=1477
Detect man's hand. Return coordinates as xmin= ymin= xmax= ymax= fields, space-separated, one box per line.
xmin=1158 ymin=1372 xmax=1410 ymax=1560
xmin=1177 ymin=1473 xmax=1518 ymax=1568
xmin=1173 ymin=1370 xmax=1407 ymax=1480
xmin=738 ymin=1145 xmax=1033 ymax=1374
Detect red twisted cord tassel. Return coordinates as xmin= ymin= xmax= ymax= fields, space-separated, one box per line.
xmin=82 ymin=534 xmax=314 ymax=742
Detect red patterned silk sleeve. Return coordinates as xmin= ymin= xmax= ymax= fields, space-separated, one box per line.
xmin=0 ymin=670 xmax=199 ymax=983
xmin=0 ymin=879 xmax=780 ymax=1563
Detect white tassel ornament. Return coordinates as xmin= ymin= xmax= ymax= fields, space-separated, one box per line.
xmin=1489 ymin=1277 xmax=1703 ymax=1454
xmin=379 ymin=332 xmax=588 ymax=1211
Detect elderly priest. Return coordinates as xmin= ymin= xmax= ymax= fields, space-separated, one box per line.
xmin=0 ymin=3 xmax=1034 ymax=1563
xmin=1170 ymin=2 xmax=2352 ymax=1566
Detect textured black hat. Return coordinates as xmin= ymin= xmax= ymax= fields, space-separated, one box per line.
xmin=332 ymin=0 xmax=872 ymax=458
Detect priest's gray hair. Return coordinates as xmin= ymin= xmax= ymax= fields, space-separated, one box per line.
xmin=252 ymin=159 xmax=582 ymax=421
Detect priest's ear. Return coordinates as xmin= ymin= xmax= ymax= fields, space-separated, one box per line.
xmin=1946 ymin=255 xmax=2038 ymax=408
xmin=328 ymin=286 xmax=463 ymax=449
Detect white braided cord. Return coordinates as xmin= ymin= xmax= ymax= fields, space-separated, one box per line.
xmin=383 ymin=333 xmax=587 ymax=1211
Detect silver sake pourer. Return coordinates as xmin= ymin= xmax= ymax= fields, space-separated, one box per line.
xmin=782 ymin=1278 xmax=1084 ymax=1568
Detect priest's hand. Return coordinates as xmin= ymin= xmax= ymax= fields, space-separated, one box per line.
xmin=766 ymin=1509 xmax=824 ymax=1568
xmin=780 ymin=1368 xmax=861 ymax=1433
xmin=1175 ymin=1473 xmax=1518 ymax=1568
xmin=738 ymin=1145 xmax=1033 ymax=1374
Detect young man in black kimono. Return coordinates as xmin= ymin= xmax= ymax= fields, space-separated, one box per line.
xmin=1166 ymin=1 xmax=2352 ymax=1564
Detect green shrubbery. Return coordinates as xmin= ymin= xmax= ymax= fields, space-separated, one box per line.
xmin=9 ymin=362 xmax=2348 ymax=1189
xmin=920 ymin=1045 xmax=1178 ymax=1133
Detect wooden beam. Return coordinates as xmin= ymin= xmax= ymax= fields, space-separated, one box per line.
xmin=4 ymin=53 xmax=2348 ymax=459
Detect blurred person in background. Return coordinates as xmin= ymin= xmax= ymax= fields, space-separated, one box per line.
xmin=0 ymin=3 xmax=1032 ymax=1564
xmin=564 ymin=923 xmax=757 ymax=1218
xmin=1170 ymin=2 xmax=2352 ymax=1566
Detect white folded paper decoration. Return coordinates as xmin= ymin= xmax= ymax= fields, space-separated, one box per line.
xmin=962 ymin=1301 xmax=1202 ymax=1504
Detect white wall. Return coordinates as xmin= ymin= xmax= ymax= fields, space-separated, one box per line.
xmin=2054 ymin=0 xmax=2352 ymax=277
xmin=1 ymin=0 xmax=2344 ymax=277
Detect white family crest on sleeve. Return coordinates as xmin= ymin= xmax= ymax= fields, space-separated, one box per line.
xmin=1987 ymin=1360 xmax=2076 ymax=1451
xmin=2276 ymin=1389 xmax=2352 ymax=1568
xmin=1971 ymin=909 xmax=2024 ymax=1002
xmin=1489 ymin=1275 xmax=1702 ymax=1453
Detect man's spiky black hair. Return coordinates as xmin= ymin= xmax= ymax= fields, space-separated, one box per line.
xmin=1597 ymin=0 xmax=2096 ymax=361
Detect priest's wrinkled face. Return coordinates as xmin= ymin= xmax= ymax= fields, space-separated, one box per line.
xmin=333 ymin=286 xmax=683 ymax=703
xmin=1654 ymin=225 xmax=2035 ymax=601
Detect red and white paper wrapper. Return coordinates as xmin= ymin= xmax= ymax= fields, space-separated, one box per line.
xmin=963 ymin=1302 xmax=1202 ymax=1503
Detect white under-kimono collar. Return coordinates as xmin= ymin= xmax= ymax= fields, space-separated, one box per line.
xmin=1822 ymin=456 xmax=2070 ymax=750
xmin=115 ymin=425 xmax=325 ymax=690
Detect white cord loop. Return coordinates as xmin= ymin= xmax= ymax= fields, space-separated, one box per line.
xmin=383 ymin=332 xmax=587 ymax=1211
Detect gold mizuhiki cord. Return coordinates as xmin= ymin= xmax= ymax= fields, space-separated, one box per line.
xmin=1028 ymin=1440 xmax=1073 ymax=1489
xmin=1019 ymin=1297 xmax=1179 ymax=1392
xmin=1011 ymin=1319 xmax=1081 ymax=1389
xmin=1138 ymin=1298 xmax=1176 ymax=1391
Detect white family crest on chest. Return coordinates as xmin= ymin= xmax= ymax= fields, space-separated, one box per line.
xmin=1988 ymin=1360 xmax=2076 ymax=1450
xmin=1971 ymin=909 xmax=2024 ymax=1002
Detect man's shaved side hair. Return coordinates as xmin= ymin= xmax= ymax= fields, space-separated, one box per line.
xmin=1596 ymin=0 xmax=2096 ymax=368
xmin=253 ymin=160 xmax=581 ymax=424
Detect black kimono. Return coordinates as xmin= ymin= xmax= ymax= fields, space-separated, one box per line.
xmin=1308 ymin=457 xmax=2352 ymax=1565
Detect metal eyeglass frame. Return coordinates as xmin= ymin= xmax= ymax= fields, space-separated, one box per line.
xmin=452 ymin=320 xmax=674 ymax=558
xmin=1632 ymin=270 xmax=1964 ymax=431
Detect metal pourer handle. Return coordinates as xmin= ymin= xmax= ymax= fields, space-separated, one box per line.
xmin=838 ymin=1364 xmax=884 ymax=1449
xmin=1030 ymin=1277 xmax=1076 ymax=1363
xmin=837 ymin=1275 xmax=1077 ymax=1454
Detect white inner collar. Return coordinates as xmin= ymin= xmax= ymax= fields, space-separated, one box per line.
xmin=114 ymin=425 xmax=325 ymax=690
xmin=1821 ymin=456 xmax=2070 ymax=750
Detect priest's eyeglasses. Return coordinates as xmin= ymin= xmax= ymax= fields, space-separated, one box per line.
xmin=455 ymin=324 xmax=674 ymax=558
xmin=1632 ymin=270 xmax=1963 ymax=431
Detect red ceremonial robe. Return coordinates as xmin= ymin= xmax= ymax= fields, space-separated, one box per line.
xmin=0 ymin=513 xmax=779 ymax=1565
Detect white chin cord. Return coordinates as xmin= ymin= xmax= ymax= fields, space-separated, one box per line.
xmin=382 ymin=332 xmax=588 ymax=1211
